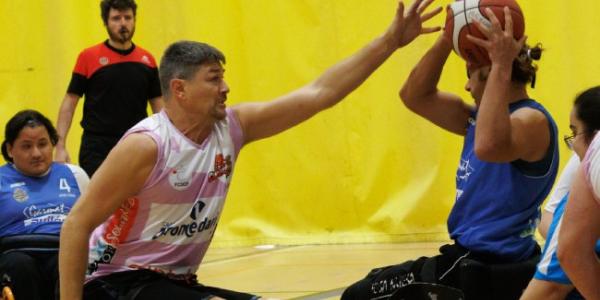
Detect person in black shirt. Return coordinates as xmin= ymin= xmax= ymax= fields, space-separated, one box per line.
xmin=55 ymin=0 xmax=162 ymax=177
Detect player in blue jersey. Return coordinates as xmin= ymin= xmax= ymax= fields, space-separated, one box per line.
xmin=343 ymin=8 xmax=558 ymax=299
xmin=0 ymin=110 xmax=88 ymax=300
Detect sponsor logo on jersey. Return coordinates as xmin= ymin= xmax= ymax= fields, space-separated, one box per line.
xmin=169 ymin=164 xmax=191 ymax=191
xmin=22 ymin=203 xmax=69 ymax=226
xmin=87 ymin=238 xmax=117 ymax=274
xmin=13 ymin=187 xmax=28 ymax=202
xmin=141 ymin=55 xmax=151 ymax=65
xmin=151 ymin=201 xmax=218 ymax=240
xmin=103 ymin=197 xmax=139 ymax=245
xmin=208 ymin=154 xmax=232 ymax=182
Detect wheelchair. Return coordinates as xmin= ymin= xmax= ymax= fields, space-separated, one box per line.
xmin=0 ymin=234 xmax=60 ymax=300
xmin=390 ymin=253 xmax=540 ymax=300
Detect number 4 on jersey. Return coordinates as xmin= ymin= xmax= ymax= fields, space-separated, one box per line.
xmin=59 ymin=178 xmax=71 ymax=193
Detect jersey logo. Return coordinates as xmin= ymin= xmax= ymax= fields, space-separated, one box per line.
xmin=151 ymin=200 xmax=218 ymax=240
xmin=169 ymin=164 xmax=191 ymax=191
xmin=141 ymin=55 xmax=151 ymax=65
xmin=189 ymin=201 xmax=206 ymax=220
xmin=13 ymin=187 xmax=29 ymax=203
xmin=457 ymin=159 xmax=474 ymax=182
xmin=103 ymin=197 xmax=139 ymax=246
xmin=208 ymin=154 xmax=232 ymax=182
xmin=99 ymin=56 xmax=109 ymax=65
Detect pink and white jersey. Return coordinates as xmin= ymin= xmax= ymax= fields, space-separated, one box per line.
xmin=87 ymin=109 xmax=244 ymax=281
xmin=583 ymin=133 xmax=600 ymax=202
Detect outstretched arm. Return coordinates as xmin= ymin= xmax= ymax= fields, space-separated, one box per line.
xmin=234 ymin=0 xmax=442 ymax=144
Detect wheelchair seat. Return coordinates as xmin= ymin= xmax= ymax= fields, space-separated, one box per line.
xmin=458 ymin=254 xmax=540 ymax=300
xmin=0 ymin=234 xmax=60 ymax=300
xmin=0 ymin=234 xmax=60 ymax=254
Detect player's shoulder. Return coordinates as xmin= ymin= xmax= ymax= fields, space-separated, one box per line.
xmin=133 ymin=44 xmax=158 ymax=65
xmin=79 ymin=41 xmax=106 ymax=56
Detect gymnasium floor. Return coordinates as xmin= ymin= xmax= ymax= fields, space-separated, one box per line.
xmin=198 ymin=241 xmax=448 ymax=299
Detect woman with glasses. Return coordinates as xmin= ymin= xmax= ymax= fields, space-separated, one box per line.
xmin=0 ymin=110 xmax=88 ymax=300
xmin=557 ymin=86 xmax=600 ymax=300
xmin=521 ymin=86 xmax=600 ymax=300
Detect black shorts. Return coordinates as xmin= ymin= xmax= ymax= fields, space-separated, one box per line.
xmin=84 ymin=269 xmax=259 ymax=300
xmin=79 ymin=132 xmax=120 ymax=177
xmin=341 ymin=243 xmax=541 ymax=300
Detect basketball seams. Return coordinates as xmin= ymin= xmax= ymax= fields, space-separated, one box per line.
xmin=446 ymin=0 xmax=524 ymax=66
xmin=476 ymin=5 xmax=523 ymax=18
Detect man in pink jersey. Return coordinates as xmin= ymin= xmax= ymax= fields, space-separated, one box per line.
xmin=59 ymin=0 xmax=442 ymax=299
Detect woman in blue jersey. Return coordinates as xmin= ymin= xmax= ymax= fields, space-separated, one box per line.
xmin=521 ymin=86 xmax=600 ymax=300
xmin=0 ymin=110 xmax=88 ymax=300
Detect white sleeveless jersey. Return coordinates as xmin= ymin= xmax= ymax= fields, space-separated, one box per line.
xmin=584 ymin=133 xmax=600 ymax=201
xmin=87 ymin=109 xmax=244 ymax=281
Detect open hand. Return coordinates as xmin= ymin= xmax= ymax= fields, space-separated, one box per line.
xmin=390 ymin=0 xmax=442 ymax=48
xmin=466 ymin=7 xmax=526 ymax=66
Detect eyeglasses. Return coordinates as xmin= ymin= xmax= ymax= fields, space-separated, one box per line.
xmin=563 ymin=132 xmax=585 ymax=150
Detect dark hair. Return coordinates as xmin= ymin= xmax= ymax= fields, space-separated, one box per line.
xmin=512 ymin=43 xmax=543 ymax=88
xmin=1 ymin=110 xmax=59 ymax=163
xmin=159 ymin=41 xmax=226 ymax=98
xmin=100 ymin=0 xmax=137 ymax=25
xmin=574 ymin=86 xmax=600 ymax=143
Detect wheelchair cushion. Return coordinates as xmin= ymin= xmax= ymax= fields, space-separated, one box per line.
xmin=458 ymin=254 xmax=540 ymax=300
xmin=0 ymin=234 xmax=60 ymax=254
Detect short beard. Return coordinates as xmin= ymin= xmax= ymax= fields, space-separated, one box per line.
xmin=108 ymin=25 xmax=135 ymax=45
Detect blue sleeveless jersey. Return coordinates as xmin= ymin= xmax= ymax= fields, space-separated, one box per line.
xmin=0 ymin=163 xmax=83 ymax=236
xmin=448 ymin=99 xmax=559 ymax=261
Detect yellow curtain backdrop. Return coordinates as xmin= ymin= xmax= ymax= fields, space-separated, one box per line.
xmin=0 ymin=1 xmax=596 ymax=247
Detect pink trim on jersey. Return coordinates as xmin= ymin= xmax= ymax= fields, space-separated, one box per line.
xmin=87 ymin=109 xmax=244 ymax=281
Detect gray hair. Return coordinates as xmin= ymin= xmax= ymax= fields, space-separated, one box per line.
xmin=159 ymin=41 xmax=226 ymax=98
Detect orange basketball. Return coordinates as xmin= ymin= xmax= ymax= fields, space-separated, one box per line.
xmin=444 ymin=0 xmax=525 ymax=69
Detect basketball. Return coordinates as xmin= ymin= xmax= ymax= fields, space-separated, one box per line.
xmin=444 ymin=0 xmax=525 ymax=69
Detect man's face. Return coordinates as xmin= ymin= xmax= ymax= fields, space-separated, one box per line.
xmin=465 ymin=66 xmax=490 ymax=106
xmin=106 ymin=8 xmax=135 ymax=44
xmin=180 ymin=62 xmax=230 ymax=121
